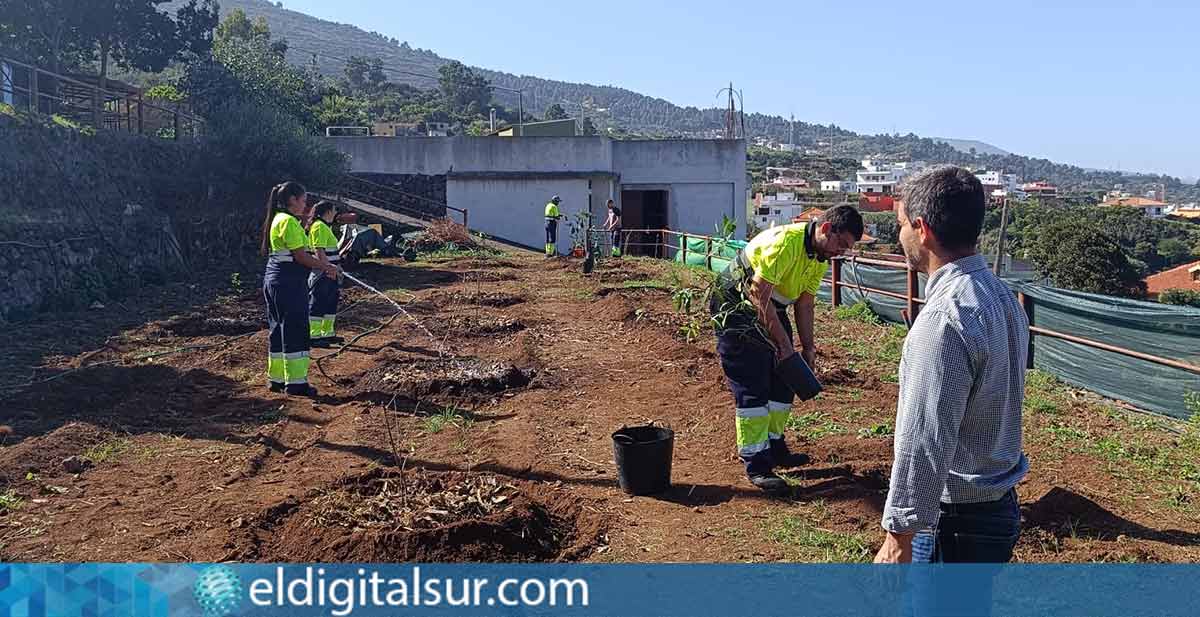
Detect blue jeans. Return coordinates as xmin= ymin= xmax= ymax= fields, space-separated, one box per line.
xmin=907 ymin=489 xmax=1020 ymax=617
xmin=912 ymin=488 xmax=1020 ymax=563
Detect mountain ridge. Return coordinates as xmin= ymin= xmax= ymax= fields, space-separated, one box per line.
xmin=178 ymin=0 xmax=1197 ymax=197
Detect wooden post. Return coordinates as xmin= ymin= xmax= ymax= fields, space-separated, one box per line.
xmin=29 ymin=68 xmax=38 ymax=113
xmin=125 ymin=97 xmax=132 ymax=132
xmin=137 ymin=95 xmax=144 ymax=134
xmin=906 ymin=266 xmax=920 ymax=322
xmin=705 ymin=237 xmax=713 ymax=271
xmin=830 ymin=258 xmax=842 ymax=307
xmin=1018 ymin=291 xmax=1036 ymax=369
xmin=462 ymin=209 xmax=469 ymax=230
xmin=681 ymin=233 xmax=688 ymax=265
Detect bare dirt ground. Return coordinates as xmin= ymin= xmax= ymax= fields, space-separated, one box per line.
xmin=2 ymin=251 xmax=1198 ymax=563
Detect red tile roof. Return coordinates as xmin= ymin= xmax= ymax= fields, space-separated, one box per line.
xmin=1145 ymin=260 xmax=1200 ymax=296
xmin=791 ymin=207 xmax=826 ymax=222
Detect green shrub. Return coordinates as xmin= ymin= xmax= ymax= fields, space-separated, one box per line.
xmin=1159 ymin=288 xmax=1200 ymax=308
xmin=833 ymin=301 xmax=881 ymax=325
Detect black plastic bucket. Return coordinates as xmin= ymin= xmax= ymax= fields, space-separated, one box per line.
xmin=776 ymin=352 xmax=823 ymax=401
xmin=612 ymin=425 xmax=674 ymax=495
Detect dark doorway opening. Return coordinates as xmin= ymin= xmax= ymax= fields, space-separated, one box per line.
xmin=620 ymin=189 xmax=669 ymax=257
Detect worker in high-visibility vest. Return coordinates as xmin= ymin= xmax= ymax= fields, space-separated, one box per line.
xmin=544 ymin=195 xmax=562 ymax=256
xmin=709 ymin=205 xmax=863 ymax=493
xmin=260 ymin=181 xmax=338 ymax=397
xmin=307 ymin=200 xmax=343 ymax=347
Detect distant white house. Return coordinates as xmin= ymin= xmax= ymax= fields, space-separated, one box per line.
xmin=1102 ymin=195 xmax=1169 ymax=218
xmin=973 ymin=170 xmax=1023 ymax=202
xmin=856 ymin=159 xmax=923 ymax=194
xmin=772 ymin=176 xmax=808 ymax=188
xmin=1021 ymin=181 xmax=1058 ymax=197
xmin=821 ymin=180 xmax=858 ymax=193
xmin=426 ymin=121 xmax=451 ymax=137
xmin=753 ymin=193 xmax=807 ymax=228
xmin=974 ymin=170 xmax=1020 ymax=193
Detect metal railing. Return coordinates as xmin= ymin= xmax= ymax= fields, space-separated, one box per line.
xmin=603 ymin=228 xmax=1199 ymax=376
xmin=0 ymin=55 xmax=204 ymax=139
xmin=340 ymin=175 xmax=469 ymax=228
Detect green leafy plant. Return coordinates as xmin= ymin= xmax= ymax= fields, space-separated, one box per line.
xmin=678 ymin=317 xmax=704 ymax=343
xmin=856 ymin=423 xmax=894 ymax=439
xmin=714 ymin=214 xmax=737 ymax=241
xmin=1187 ymin=391 xmax=1200 ymax=418
xmin=1160 ymin=289 xmax=1200 ymax=308
xmin=671 ymin=287 xmax=701 ymax=314
xmin=422 ymin=407 xmax=474 ymax=434
xmin=787 ymin=412 xmax=847 ymax=440
xmin=0 ymin=490 xmax=22 ymax=512
xmin=229 ymin=272 xmax=243 ymax=293
xmin=833 ymin=301 xmax=881 ymax=325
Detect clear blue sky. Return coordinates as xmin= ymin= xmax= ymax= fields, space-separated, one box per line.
xmin=282 ymin=0 xmax=1198 ymax=179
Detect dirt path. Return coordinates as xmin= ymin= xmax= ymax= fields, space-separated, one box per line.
xmin=2 ymin=252 xmax=1198 ymax=563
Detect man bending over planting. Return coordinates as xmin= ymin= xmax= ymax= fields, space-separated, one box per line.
xmin=709 ymin=206 xmax=863 ymax=494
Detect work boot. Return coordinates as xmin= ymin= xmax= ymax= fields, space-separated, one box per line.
xmin=268 ymin=382 xmax=285 ymax=393
xmin=285 ymin=384 xmax=319 ymax=398
xmin=324 ymin=335 xmax=345 ymax=345
xmin=749 ymin=472 xmax=790 ymax=495
xmin=770 ymin=440 xmax=811 ymax=468
xmin=310 ymin=338 xmax=331 ymax=349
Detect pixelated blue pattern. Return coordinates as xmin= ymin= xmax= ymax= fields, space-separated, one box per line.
xmin=0 ymin=564 xmax=207 ymax=617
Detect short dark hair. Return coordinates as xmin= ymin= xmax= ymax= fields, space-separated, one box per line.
xmin=818 ymin=204 xmax=864 ymax=240
xmin=898 ymin=165 xmax=986 ymax=251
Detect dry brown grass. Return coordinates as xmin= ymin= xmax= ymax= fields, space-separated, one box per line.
xmin=420 ymin=218 xmax=475 ymax=248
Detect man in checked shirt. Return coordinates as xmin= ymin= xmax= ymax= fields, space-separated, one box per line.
xmin=874 ymin=166 xmax=1030 ymax=564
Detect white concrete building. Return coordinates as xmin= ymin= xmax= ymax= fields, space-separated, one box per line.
xmin=772 ymin=176 xmax=808 ymax=189
xmin=1022 ymin=181 xmax=1058 ymax=197
xmin=752 ymin=193 xmax=806 ymax=229
xmin=856 ymin=159 xmax=918 ymax=194
xmin=974 ymin=170 xmax=1020 ymax=193
xmin=329 ymin=136 xmax=747 ymax=254
xmin=820 ymin=180 xmax=858 ymax=193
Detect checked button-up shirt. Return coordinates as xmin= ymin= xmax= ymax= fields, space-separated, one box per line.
xmin=882 ymin=254 xmax=1030 ymax=534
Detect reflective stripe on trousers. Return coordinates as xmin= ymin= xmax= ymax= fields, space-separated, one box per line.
xmin=264 ymin=263 xmax=310 ymax=387
xmin=736 ymin=406 xmax=770 ymax=457
xmin=768 ymin=401 xmax=792 ymax=441
xmin=309 ymin=271 xmax=340 ymax=339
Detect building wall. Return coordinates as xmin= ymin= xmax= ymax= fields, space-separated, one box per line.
xmin=331 ymin=136 xmax=614 ymax=175
xmin=328 ymin=136 xmax=746 ymax=244
xmin=447 ymin=177 xmax=590 ymax=254
xmin=664 ymin=182 xmax=736 ymax=237
xmin=611 ymin=139 xmax=746 ymax=237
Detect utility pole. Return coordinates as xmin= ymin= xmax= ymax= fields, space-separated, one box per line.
xmin=993 ymin=196 xmax=1010 ymax=275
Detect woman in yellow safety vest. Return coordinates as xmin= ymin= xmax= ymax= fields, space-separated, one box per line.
xmin=307 ymin=200 xmax=343 ymax=347
xmin=259 ymin=182 xmax=338 ymax=397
